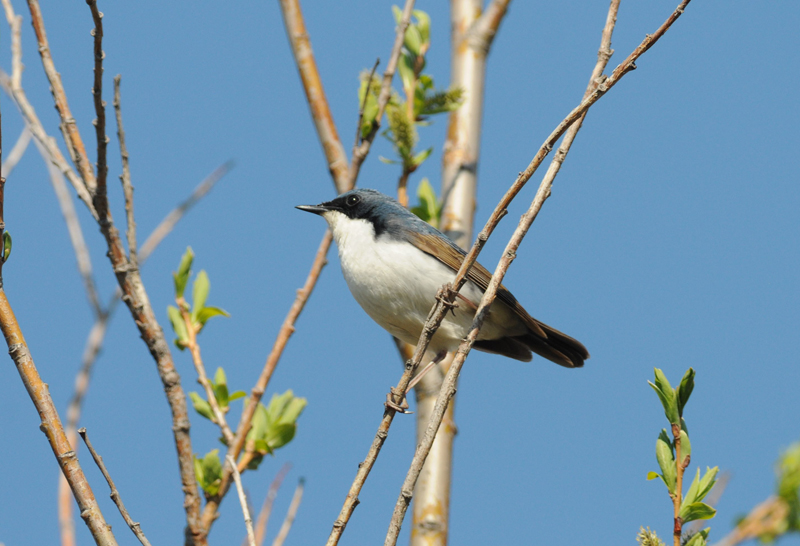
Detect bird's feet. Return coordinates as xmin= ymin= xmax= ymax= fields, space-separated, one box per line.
xmin=385 ymin=387 xmax=412 ymax=414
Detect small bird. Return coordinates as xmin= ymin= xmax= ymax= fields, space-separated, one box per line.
xmin=297 ymin=188 xmax=588 ymax=385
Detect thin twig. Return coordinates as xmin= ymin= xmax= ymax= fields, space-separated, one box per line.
xmin=1 ymin=126 xmax=31 ymax=177
xmin=672 ymin=423 xmax=686 ymax=546
xmin=79 ymin=428 xmax=153 ymax=546
xmin=278 ymin=0 xmax=349 ymax=193
xmin=1 ymin=0 xmax=22 ymax=88
xmin=382 ymin=2 xmax=692 ymax=544
xmin=34 ymin=137 xmax=104 ymax=318
xmin=0 ymin=295 xmax=117 ymax=545
xmin=113 ymin=75 xmax=137 ymax=267
xmin=349 ymin=0 xmax=416 ymax=186
xmin=251 ymin=463 xmax=292 ymax=546
xmin=227 ymin=455 xmax=257 ymax=546
xmin=26 ymin=0 xmax=97 ymax=193
xmin=713 ymin=495 xmax=790 ymax=546
xmin=201 ymin=229 xmax=331 ymax=529
xmin=87 ymin=0 xmax=107 ymax=207
xmin=178 ymin=301 xmax=236 ymax=446
xmin=354 ymin=58 xmax=380 ymax=150
xmin=272 ymin=478 xmax=304 ymax=546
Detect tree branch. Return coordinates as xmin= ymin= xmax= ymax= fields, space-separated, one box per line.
xmin=271 ymin=478 xmax=304 ymax=546
xmin=227 ymin=455 xmax=257 ymax=546
xmin=252 ymin=463 xmax=292 ymax=546
xmin=278 ymin=0 xmax=349 ymax=193
xmin=113 ymin=75 xmax=137 ymax=267
xmin=79 ymin=428 xmax=153 ymax=546
xmin=383 ymin=3 xmax=691 ymax=543
xmin=1 ymin=126 xmax=31 ymax=177
xmin=87 ymin=0 xmax=107 ymax=206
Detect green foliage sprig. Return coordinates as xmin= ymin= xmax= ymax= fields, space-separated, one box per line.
xmin=646 ymin=368 xmax=717 ymax=546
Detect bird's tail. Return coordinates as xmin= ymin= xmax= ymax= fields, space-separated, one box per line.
xmin=518 ymin=319 xmax=589 ymax=368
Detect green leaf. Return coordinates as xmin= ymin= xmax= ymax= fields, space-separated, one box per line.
xmin=680 ymin=502 xmax=717 ymax=523
xmin=413 ymin=9 xmax=430 ymax=44
xmin=358 ymin=73 xmax=380 ymax=138
xmin=173 ymin=247 xmax=194 ymax=298
xmin=212 ymin=367 xmax=229 ymax=408
xmin=411 ymin=147 xmax=433 ymax=168
xmin=683 ymin=468 xmax=702 ymax=507
xmin=404 ymin=24 xmax=422 ymax=57
xmin=391 ymin=4 xmax=402 ymax=24
xmin=684 ymin=528 xmax=710 ymax=546
xmin=379 ymin=156 xmax=400 ymax=165
xmin=679 ymin=429 xmax=691 ymax=465
xmin=676 ymin=367 xmax=695 ymax=417
xmin=697 ymin=466 xmax=719 ymax=502
xmin=246 ymin=452 xmax=265 ymax=471
xmin=198 ymin=449 xmax=222 ymax=496
xmin=398 ymin=52 xmax=416 ymax=94
xmin=228 ymin=391 xmax=246 ymax=403
xmin=647 ymin=471 xmax=662 ymax=481
xmin=410 ymin=178 xmax=441 ymax=228
xmin=246 ymin=402 xmax=269 ymax=443
xmin=2 ymin=231 xmax=11 ymax=262
xmin=420 ymin=87 xmax=464 ymax=116
xmin=167 ymin=305 xmax=189 ymax=350
xmin=656 ymin=429 xmax=677 ymax=494
xmin=195 ymin=306 xmax=230 ymax=329
xmin=649 ymin=368 xmax=680 ymax=425
xmin=189 ymin=392 xmax=214 ymax=421
xmin=192 ymin=270 xmax=210 ymax=321
xmin=267 ymin=423 xmax=297 ymax=451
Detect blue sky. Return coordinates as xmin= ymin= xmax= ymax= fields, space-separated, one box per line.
xmin=1 ymin=1 xmax=799 ymax=546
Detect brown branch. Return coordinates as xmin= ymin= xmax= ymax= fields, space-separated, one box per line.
xmin=227 ymin=455 xmax=257 ymax=546
xmin=0 ymin=293 xmax=117 ymax=545
xmin=348 ymin=0 xmax=415 ymax=185
xmin=24 ymin=3 xmax=206 ymax=541
xmin=201 ymin=229 xmax=332 ymax=530
xmin=26 ymin=0 xmax=96 ymax=193
xmin=113 ymin=75 xmax=137 ymax=267
xmin=713 ymin=496 xmax=790 ymax=546
xmin=251 ymin=463 xmax=292 ymax=546
xmin=87 ymin=0 xmax=107 ymax=207
xmin=178 ymin=300 xmax=236 ymax=446
xmin=272 ymin=478 xmax=304 ymax=546
xmin=672 ymin=424 xmax=685 ymax=546
xmin=278 ymin=0 xmax=349 ymax=193
xmin=468 ymin=0 xmax=511 ymax=54
xmin=1 ymin=126 xmax=31 ymax=177
xmin=79 ymin=428 xmax=153 ymax=546
xmin=382 ymin=2 xmax=692 ymax=543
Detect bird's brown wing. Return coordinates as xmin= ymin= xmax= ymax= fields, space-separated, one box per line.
xmin=407 ymin=231 xmax=589 ymax=367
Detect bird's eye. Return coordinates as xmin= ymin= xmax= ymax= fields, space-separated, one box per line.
xmin=346 ymin=195 xmax=360 ymax=207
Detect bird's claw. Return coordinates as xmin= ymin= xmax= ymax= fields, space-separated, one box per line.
xmin=385 ymin=389 xmax=412 ymax=414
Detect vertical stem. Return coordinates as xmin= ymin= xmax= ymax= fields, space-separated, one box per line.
xmin=672 ymin=423 xmax=683 ymax=546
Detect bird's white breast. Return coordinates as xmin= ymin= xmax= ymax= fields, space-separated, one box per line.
xmin=323 ymin=211 xmax=504 ymax=352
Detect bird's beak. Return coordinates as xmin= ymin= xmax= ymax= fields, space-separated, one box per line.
xmin=295 ymin=204 xmax=330 ymax=215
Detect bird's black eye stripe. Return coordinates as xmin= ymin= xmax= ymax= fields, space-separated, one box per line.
xmin=346 ymin=195 xmax=360 ymax=207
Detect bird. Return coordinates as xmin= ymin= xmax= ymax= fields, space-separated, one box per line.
xmin=296 ymin=188 xmax=588 ymax=389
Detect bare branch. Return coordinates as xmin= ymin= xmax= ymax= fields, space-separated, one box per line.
xmin=26 ymin=0 xmax=97 ymax=193
xmin=272 ymin=478 xmax=304 ymax=546
xmin=79 ymin=428 xmax=153 ymax=546
xmin=227 ymin=455 xmax=257 ymax=546
xmin=468 ymin=0 xmax=511 ymax=53
xmin=1 ymin=126 xmax=31 ymax=177
xmin=383 ymin=3 xmax=692 ymax=543
xmin=1 ymin=0 xmax=23 ymax=87
xmin=278 ymin=0 xmax=349 ymax=193
xmin=253 ymin=463 xmax=292 ymax=546
xmin=34 ymin=138 xmax=104 ymax=317
xmin=0 ymin=294 xmax=117 ymax=545
xmin=113 ymin=75 xmax=137 ymax=267
xmin=87 ymin=0 xmax=108 ymax=206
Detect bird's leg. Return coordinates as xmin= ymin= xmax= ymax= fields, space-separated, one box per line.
xmin=385 ymin=350 xmax=448 ymax=413
xmin=407 ymin=350 xmax=447 ymax=393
